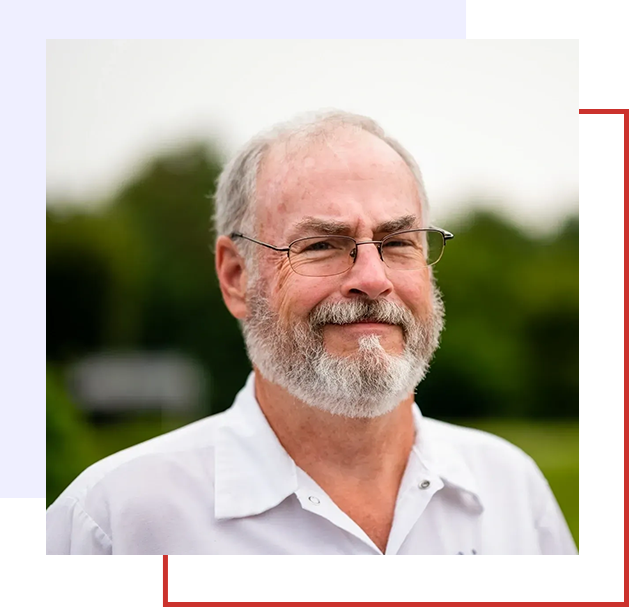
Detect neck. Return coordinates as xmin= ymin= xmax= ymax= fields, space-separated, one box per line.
xmin=252 ymin=368 xmax=416 ymax=483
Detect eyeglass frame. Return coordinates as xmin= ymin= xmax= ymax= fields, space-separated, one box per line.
xmin=229 ymin=227 xmax=454 ymax=276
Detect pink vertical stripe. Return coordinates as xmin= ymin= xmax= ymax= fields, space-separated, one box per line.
xmin=579 ymin=213 xmax=625 ymax=257
xmin=579 ymin=297 xmax=625 ymax=560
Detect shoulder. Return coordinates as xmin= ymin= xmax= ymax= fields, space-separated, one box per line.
xmin=420 ymin=417 xmax=577 ymax=554
xmin=420 ymin=416 xmax=549 ymax=496
xmin=422 ymin=416 xmax=533 ymax=463
xmin=46 ymin=410 xmax=235 ymax=554
xmin=49 ymin=409 xmax=229 ymax=509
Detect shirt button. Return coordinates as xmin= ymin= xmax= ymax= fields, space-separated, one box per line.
xmin=308 ymin=496 xmax=320 ymax=504
xmin=419 ymin=480 xmax=430 ymax=489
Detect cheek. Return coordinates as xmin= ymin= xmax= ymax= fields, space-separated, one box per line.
xmin=271 ymin=265 xmax=333 ymax=323
xmin=396 ymin=270 xmax=434 ymax=317
xmin=272 ymin=255 xmax=295 ymax=294
xmin=275 ymin=272 xmax=302 ymax=320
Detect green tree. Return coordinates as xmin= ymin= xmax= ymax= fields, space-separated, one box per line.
xmin=47 ymin=145 xmax=578 ymax=421
xmin=110 ymin=143 xmax=250 ymax=413
xmin=418 ymin=210 xmax=578 ymax=420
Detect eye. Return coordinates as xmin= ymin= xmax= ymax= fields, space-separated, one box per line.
xmin=303 ymin=240 xmax=336 ymax=251
xmin=384 ymin=238 xmax=414 ymax=248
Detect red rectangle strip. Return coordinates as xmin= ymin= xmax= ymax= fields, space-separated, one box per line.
xmin=579 ymin=110 xmax=629 ymax=186
xmin=162 ymin=110 xmax=629 ymax=607
xmin=162 ymin=556 xmax=626 ymax=607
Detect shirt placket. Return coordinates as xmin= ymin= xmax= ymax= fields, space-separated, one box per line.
xmin=294 ymin=468 xmax=383 ymax=554
xmin=382 ymin=448 xmax=443 ymax=554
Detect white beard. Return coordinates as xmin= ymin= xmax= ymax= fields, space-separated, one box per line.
xmin=241 ymin=279 xmax=445 ymax=418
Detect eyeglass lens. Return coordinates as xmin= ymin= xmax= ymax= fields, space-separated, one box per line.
xmin=288 ymin=230 xmax=444 ymax=277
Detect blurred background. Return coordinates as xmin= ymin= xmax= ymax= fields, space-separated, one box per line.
xmin=46 ymin=40 xmax=578 ymax=544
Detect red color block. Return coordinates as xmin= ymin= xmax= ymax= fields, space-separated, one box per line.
xmin=579 ymin=110 xmax=629 ymax=185
xmin=162 ymin=556 xmax=627 ymax=607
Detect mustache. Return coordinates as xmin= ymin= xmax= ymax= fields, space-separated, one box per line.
xmin=308 ymin=299 xmax=415 ymax=333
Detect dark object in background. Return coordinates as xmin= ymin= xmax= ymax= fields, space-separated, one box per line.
xmin=68 ymin=351 xmax=206 ymax=416
xmin=47 ymin=144 xmax=578 ymax=421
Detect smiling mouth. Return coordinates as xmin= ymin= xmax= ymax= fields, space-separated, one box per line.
xmin=329 ymin=320 xmax=393 ymax=326
xmin=353 ymin=320 xmax=388 ymax=324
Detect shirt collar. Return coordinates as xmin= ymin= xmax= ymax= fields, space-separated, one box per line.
xmin=214 ymin=373 xmax=483 ymax=520
xmin=214 ymin=373 xmax=298 ymax=519
xmin=410 ymin=405 xmax=484 ymax=512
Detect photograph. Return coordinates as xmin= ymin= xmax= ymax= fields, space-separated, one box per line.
xmin=46 ymin=39 xmax=578 ymax=555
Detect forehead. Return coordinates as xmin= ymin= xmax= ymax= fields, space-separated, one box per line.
xmin=256 ymin=129 xmax=423 ymax=240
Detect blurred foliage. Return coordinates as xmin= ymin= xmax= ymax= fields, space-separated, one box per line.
xmin=47 ymin=142 xmax=578 ymax=540
xmin=419 ymin=212 xmax=578 ymax=420
xmin=47 ymin=143 xmax=251 ymax=414
xmin=46 ymin=365 xmax=96 ymax=506
xmin=47 ymin=141 xmax=578 ymax=420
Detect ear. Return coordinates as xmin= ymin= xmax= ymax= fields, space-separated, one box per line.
xmin=215 ymin=235 xmax=249 ymax=319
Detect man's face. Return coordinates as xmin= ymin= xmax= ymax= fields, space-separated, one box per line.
xmin=241 ymin=129 xmax=444 ymax=417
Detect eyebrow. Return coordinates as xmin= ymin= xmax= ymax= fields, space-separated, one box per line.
xmin=287 ymin=215 xmax=419 ymax=241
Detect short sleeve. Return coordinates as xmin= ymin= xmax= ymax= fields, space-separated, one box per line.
xmin=47 ymin=498 xmax=112 ymax=555
xmin=536 ymin=472 xmax=578 ymax=556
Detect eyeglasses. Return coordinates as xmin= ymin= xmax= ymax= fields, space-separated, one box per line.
xmin=230 ymin=227 xmax=454 ymax=277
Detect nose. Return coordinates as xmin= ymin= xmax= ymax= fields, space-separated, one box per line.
xmin=339 ymin=242 xmax=394 ymax=300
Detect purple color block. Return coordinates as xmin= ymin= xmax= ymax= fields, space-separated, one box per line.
xmin=579 ymin=185 xmax=625 ymax=213
xmin=579 ymin=213 xmax=625 ymax=257
xmin=579 ymin=297 xmax=625 ymax=560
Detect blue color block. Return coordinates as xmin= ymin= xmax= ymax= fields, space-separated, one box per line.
xmin=579 ymin=257 xmax=625 ymax=297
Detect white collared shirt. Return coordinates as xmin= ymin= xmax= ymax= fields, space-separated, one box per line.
xmin=46 ymin=373 xmax=577 ymax=555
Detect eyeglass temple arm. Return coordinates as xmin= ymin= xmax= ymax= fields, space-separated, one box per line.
xmin=231 ymin=229 xmax=454 ymax=249
xmin=431 ymin=226 xmax=454 ymax=241
xmin=230 ymin=232 xmax=290 ymax=252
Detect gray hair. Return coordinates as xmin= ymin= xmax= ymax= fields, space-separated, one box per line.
xmin=212 ymin=110 xmax=430 ymax=265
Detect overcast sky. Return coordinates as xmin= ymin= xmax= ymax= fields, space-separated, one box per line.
xmin=47 ymin=40 xmax=578 ymax=232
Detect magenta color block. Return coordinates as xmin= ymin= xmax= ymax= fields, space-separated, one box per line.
xmin=579 ymin=297 xmax=625 ymax=560
xmin=579 ymin=213 xmax=625 ymax=257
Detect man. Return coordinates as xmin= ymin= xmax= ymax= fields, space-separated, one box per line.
xmin=47 ymin=111 xmax=577 ymax=555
